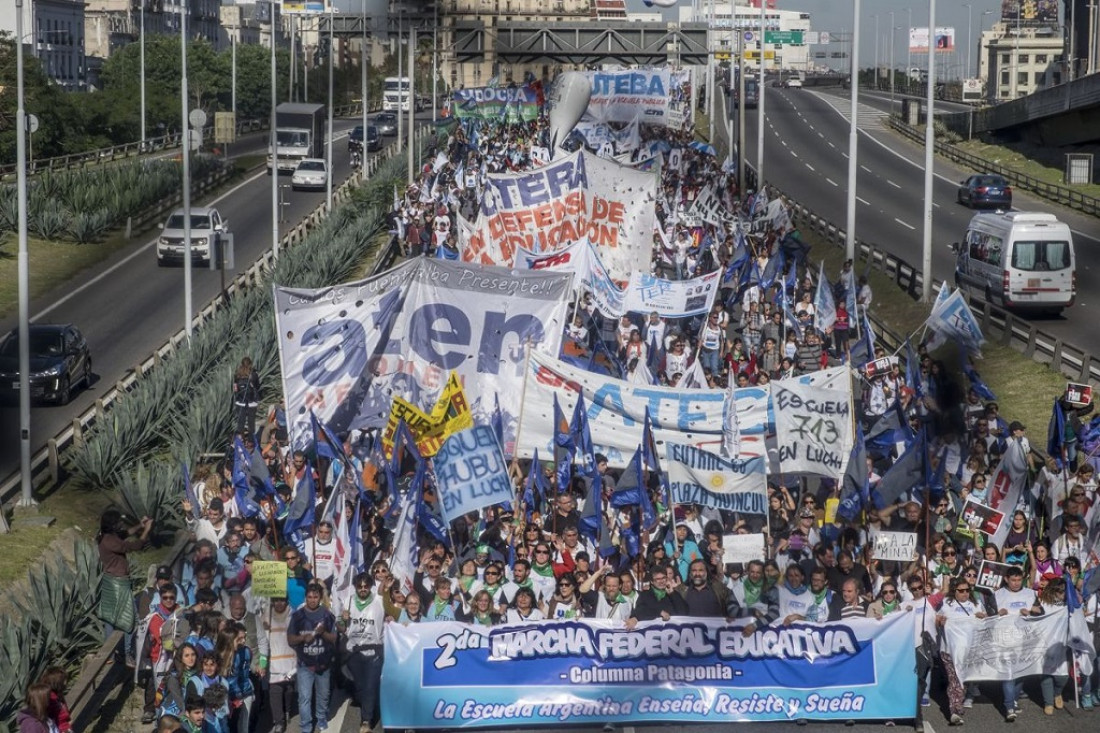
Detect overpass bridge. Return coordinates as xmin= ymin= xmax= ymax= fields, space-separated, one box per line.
xmin=943 ymin=72 xmax=1100 ymax=147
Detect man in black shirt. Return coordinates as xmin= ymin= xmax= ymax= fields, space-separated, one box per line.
xmin=678 ymin=559 xmax=732 ymax=618
xmin=287 ymin=584 xmax=338 ymax=733
xmin=627 ymin=565 xmax=687 ymax=626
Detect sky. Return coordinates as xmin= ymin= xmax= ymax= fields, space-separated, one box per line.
xmin=623 ymin=0 xmax=1019 ymax=76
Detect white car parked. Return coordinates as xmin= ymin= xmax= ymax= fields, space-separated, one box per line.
xmin=157 ymin=206 xmax=227 ymax=266
xmin=291 ymin=158 xmax=328 ymax=191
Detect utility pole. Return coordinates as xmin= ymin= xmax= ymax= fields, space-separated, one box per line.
xmin=271 ymin=2 xmax=279 ymax=258
xmin=362 ymin=0 xmax=369 ymax=170
xmin=921 ymin=0 xmax=937 ymax=303
xmin=407 ymin=26 xmax=416 ymax=184
xmin=845 ymin=0 xmax=860 ymax=261
xmin=757 ymin=0 xmax=765 ymax=188
xmin=16 ymin=0 xmax=34 ymax=513
xmin=181 ymin=0 xmax=193 ymax=340
xmin=326 ymin=4 xmax=334 ymax=208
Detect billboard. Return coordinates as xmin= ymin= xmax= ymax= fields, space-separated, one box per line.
xmin=909 ymin=27 xmax=956 ymax=53
xmin=1001 ymin=0 xmax=1059 ymax=23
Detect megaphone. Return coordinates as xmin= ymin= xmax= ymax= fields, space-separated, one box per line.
xmin=547 ymin=72 xmax=592 ymax=158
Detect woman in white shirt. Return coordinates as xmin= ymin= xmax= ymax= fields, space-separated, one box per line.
xmin=936 ymin=578 xmax=987 ymax=725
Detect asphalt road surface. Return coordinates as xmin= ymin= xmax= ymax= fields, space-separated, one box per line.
xmin=0 ymin=113 xmax=433 ymax=475
xmin=733 ymin=85 xmax=1100 ymax=352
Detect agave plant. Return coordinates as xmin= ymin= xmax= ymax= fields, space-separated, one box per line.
xmin=30 ymin=207 xmax=70 ymax=240
xmin=113 ymin=460 xmax=186 ymax=532
xmin=69 ymin=209 xmax=113 ymax=244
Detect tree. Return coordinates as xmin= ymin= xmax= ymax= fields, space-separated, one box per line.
xmin=0 ymin=32 xmax=87 ymax=163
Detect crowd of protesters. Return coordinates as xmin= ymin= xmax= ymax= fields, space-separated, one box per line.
xmin=62 ymin=83 xmax=1100 ymax=733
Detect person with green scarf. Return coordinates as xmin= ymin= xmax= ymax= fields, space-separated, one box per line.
xmin=471 ymin=563 xmax=508 ymax=616
xmin=626 ymin=566 xmax=687 ymax=627
xmin=423 ymin=577 xmax=459 ymax=622
xmin=339 ymin=572 xmax=386 ymax=733
xmin=866 ymin=580 xmax=902 ymax=620
xmin=729 ymin=560 xmax=780 ymax=625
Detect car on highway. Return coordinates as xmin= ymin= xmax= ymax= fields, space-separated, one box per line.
xmin=0 ymin=324 xmax=92 ymax=405
xmin=157 ymin=207 xmax=227 ymax=266
xmin=957 ymin=174 xmax=1013 ymax=209
xmin=291 ymin=158 xmax=329 ymax=191
xmin=374 ymin=112 xmax=398 ymax=136
xmin=349 ymin=124 xmax=382 ymax=153
xmin=785 ymin=78 xmax=803 ymax=88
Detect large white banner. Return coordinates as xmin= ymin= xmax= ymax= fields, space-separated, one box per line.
xmin=515 ymin=351 xmax=770 ymax=469
xmin=941 ymin=608 xmax=1093 ymax=682
xmin=274 ymin=259 xmax=573 ymax=452
xmin=771 ymin=379 xmax=854 ymax=478
xmin=520 ymin=241 xmax=719 ymax=319
xmin=623 ymin=270 xmax=721 ymax=318
xmin=585 ymin=69 xmax=672 ymax=125
xmin=460 ymin=150 xmax=657 ymax=283
xmin=666 ymin=443 xmax=768 ymax=514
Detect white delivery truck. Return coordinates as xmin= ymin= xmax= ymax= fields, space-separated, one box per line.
xmin=952 ymin=211 xmax=1076 ymax=315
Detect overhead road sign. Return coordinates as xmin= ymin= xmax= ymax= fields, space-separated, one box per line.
xmin=765 ymin=30 xmax=803 ymax=44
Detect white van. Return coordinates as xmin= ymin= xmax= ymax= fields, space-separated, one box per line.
xmin=953 ymin=211 xmax=1076 ymax=315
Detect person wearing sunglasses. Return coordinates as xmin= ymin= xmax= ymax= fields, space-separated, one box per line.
xmin=136 ymin=583 xmax=189 ymax=724
xmin=340 ymin=572 xmax=385 ymax=733
xmin=936 ymin=578 xmax=987 ymax=725
xmin=993 ymin=566 xmax=1036 ymax=721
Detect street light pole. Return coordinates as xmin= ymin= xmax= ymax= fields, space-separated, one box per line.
xmin=271 ymin=2 xmax=280 ymax=258
xmin=15 ymin=0 xmax=34 ymax=512
xmin=407 ymin=26 xmax=416 ymax=185
xmin=907 ymin=7 xmax=913 ymax=85
xmin=757 ymin=0 xmax=765 ymax=187
xmin=921 ymin=0 xmax=936 ymax=303
xmin=181 ymin=0 xmax=193 ymax=340
xmin=963 ymin=4 xmax=972 ymax=80
xmin=397 ymin=16 xmax=404 ymax=153
xmin=140 ymin=0 xmax=146 ymax=145
xmin=433 ymin=0 xmax=438 ymax=123
xmin=367 ymin=0 xmax=376 ymax=167
xmin=889 ymin=13 xmax=896 ymax=109
xmin=845 ymin=0 xmax=860 ymax=261
xmin=326 ymin=4 xmax=334 ymax=208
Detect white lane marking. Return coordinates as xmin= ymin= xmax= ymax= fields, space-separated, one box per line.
xmin=781 ymin=140 xmax=788 ymax=146
xmin=888 ymin=180 xmax=902 ymax=189
xmin=806 ymin=164 xmax=816 ymax=171
xmin=842 ymin=153 xmax=849 ymax=158
xmin=791 ymin=151 xmax=799 ymax=157
xmin=34 ymin=129 xmax=354 ymax=320
xmin=857 ymin=196 xmax=870 ymax=205
xmin=895 ymin=218 xmax=916 ymax=230
xmin=826 ymin=178 xmax=839 ymax=187
xmin=861 ymin=165 xmax=873 ymax=173
xmin=828 ymin=142 xmax=836 ymax=148
xmin=818 ymin=132 xmax=825 ymax=138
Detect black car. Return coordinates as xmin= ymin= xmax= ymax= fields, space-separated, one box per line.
xmin=374 ymin=112 xmax=398 ymax=136
xmin=0 ymin=324 xmax=92 ymax=405
xmin=349 ymin=125 xmax=382 ymax=154
xmin=957 ymin=174 xmax=1013 ymax=209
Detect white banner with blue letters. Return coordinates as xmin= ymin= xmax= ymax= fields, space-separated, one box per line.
xmin=434 ymin=425 xmax=512 ymax=524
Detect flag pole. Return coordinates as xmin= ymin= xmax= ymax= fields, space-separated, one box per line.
xmin=511 ymin=340 xmax=534 ymax=470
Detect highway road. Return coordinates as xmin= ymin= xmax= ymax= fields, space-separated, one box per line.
xmin=0 ymin=114 xmax=428 ymax=476
xmin=735 ymin=85 xmax=1100 ymax=352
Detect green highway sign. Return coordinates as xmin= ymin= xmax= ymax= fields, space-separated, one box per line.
xmin=764 ymin=30 xmax=803 ymax=45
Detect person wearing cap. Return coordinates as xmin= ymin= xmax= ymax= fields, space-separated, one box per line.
xmin=664 ymin=523 xmax=703 ymax=583
xmin=1006 ymin=419 xmax=1037 ymax=471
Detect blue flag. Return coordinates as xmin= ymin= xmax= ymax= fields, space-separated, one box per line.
xmin=962 ymin=357 xmax=996 ymax=401
xmin=1048 ymin=398 xmax=1066 ymax=468
xmin=283 ymin=466 xmax=317 ymax=538
xmin=232 ymin=437 xmax=262 ymax=518
xmin=837 ymin=422 xmax=869 ymax=522
xmin=610 ymin=447 xmax=656 ymax=529
xmin=874 ymin=429 xmax=926 ymax=507
xmin=905 ymin=340 xmax=924 ymax=400
xmin=491 ymin=392 xmax=505 ymax=451
xmin=182 ymin=462 xmax=201 ymax=520
xmin=553 ymin=396 xmax=575 ymax=494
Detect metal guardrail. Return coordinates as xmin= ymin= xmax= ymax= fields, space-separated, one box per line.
xmin=45 ymin=130 xmax=429 ymax=727
xmin=887 ymin=116 xmax=1100 ymax=218
xmin=785 ymin=193 xmax=1100 ymax=384
xmin=0 ymin=102 xmax=380 ymax=182
xmin=0 ymin=128 xmax=427 ymax=508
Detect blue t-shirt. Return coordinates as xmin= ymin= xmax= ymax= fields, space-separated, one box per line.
xmin=287 ymin=605 xmax=337 ymax=671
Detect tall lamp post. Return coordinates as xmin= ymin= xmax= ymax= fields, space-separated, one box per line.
xmin=15 ymin=0 xmax=33 ymax=513
xmin=845 ymin=0 xmax=860 ymax=261
xmin=921 ymin=0 xmax=937 ymax=303
xmin=326 ymin=3 xmax=334 ymax=208
xmin=140 ymin=0 xmax=146 ymax=145
xmin=362 ymin=0 xmax=369 ymax=170
xmin=963 ymin=4 xmax=972 ymax=81
xmin=181 ymin=0 xmax=193 ymax=339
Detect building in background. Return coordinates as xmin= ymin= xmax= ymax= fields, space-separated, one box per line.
xmin=676 ymin=2 xmax=811 ymax=72
xmin=979 ymin=7 xmax=1064 ymax=101
xmin=0 ymin=0 xmax=87 ymax=89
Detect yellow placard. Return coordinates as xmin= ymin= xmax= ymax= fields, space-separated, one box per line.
xmin=251 ymin=561 xmax=289 ymax=598
xmin=382 ymin=372 xmax=474 ymax=458
xmin=824 ymin=497 xmax=839 ymax=525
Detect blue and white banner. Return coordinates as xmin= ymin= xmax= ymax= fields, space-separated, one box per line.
xmin=926 ymin=289 xmax=984 ymax=353
xmin=274 ymin=259 xmax=573 ymax=453
xmin=515 ymin=351 xmax=771 ymax=469
xmin=666 ymin=443 xmax=768 ymax=514
xmin=623 ymin=270 xmax=721 ymax=319
xmin=520 ymin=241 xmax=719 ymax=318
xmin=434 ymin=425 xmax=512 ymax=525
xmin=585 ymin=69 xmax=672 ymax=125
xmin=381 ymin=614 xmax=918 ymax=728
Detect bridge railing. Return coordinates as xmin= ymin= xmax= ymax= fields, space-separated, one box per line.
xmin=0 ymin=102 xmax=380 ymax=182
xmin=887 ymin=116 xmax=1100 ymax=218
